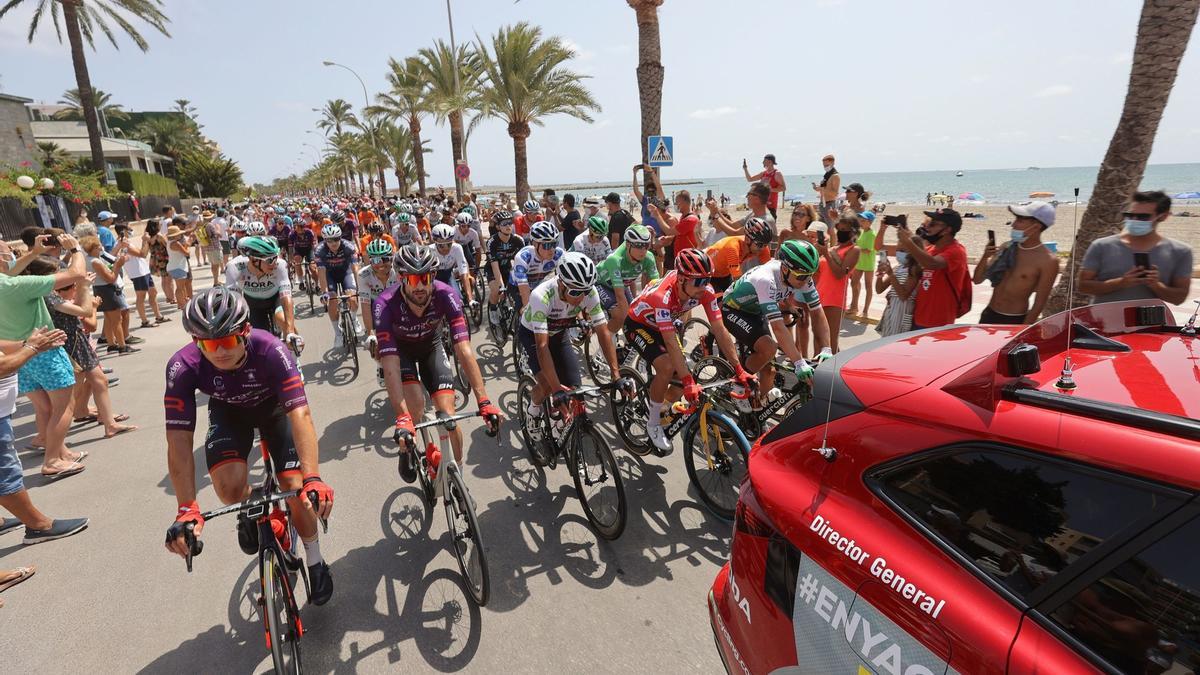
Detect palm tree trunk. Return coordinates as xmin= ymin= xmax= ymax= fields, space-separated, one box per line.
xmin=395 ymin=170 xmax=407 ymax=197
xmin=630 ymin=0 xmax=665 ymax=172
xmin=1043 ymin=0 xmax=1200 ymax=316
xmin=377 ymin=167 xmax=387 ymax=197
xmin=449 ymin=110 xmax=466 ymax=202
xmin=409 ymin=116 xmax=427 ymax=197
xmin=61 ymin=0 xmax=108 ymax=183
xmin=510 ymin=123 xmax=531 ymax=203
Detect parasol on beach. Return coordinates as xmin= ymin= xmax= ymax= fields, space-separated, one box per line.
xmin=1029 ymin=191 xmax=1055 ymax=198
xmin=1172 ymin=191 xmax=1200 ymax=200
xmin=958 ymin=192 xmax=984 ymax=201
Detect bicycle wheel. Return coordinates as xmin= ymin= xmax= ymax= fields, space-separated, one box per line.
xmin=570 ymin=423 xmax=627 ymax=540
xmin=341 ymin=311 xmax=360 ymax=379
xmin=413 ymin=430 xmax=436 ymax=505
xmin=680 ymin=316 xmax=711 ymax=360
xmin=516 ymin=376 xmax=552 ymax=467
xmin=306 ymin=271 xmax=317 ymax=316
xmin=261 ymin=548 xmax=303 ymax=674
xmin=612 ymin=366 xmax=652 ymax=456
xmin=683 ymin=408 xmax=751 ymax=521
xmin=444 ymin=463 xmax=490 ymax=606
xmin=583 ymin=329 xmax=613 ymax=386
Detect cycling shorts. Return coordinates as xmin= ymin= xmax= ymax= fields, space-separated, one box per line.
xmin=722 ymin=306 xmax=770 ymax=347
xmin=292 ymin=247 xmax=314 ymax=262
xmin=326 ymin=266 xmax=356 ymax=294
xmin=204 ymin=398 xmax=301 ymax=477
xmin=622 ymin=316 xmax=681 ymax=366
xmin=486 ymin=263 xmax=512 ymax=283
xmin=517 ymin=326 xmax=582 ymax=388
xmin=245 ymin=293 xmax=284 ymax=333
xmin=390 ymin=340 xmax=456 ymax=396
xmin=597 ymin=283 xmax=632 ymax=312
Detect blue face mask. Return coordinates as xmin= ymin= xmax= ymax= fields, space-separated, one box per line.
xmin=895 ymin=251 xmax=908 ymax=266
xmin=1124 ymin=219 xmax=1153 ymax=236
xmin=1010 ymin=228 xmax=1027 ymax=243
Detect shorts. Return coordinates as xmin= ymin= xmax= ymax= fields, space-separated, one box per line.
xmin=979 ymin=306 xmax=1026 ymax=325
xmin=435 ymin=268 xmax=456 ymax=286
xmin=292 ymin=247 xmax=314 ymax=262
xmin=131 ymin=274 xmax=155 ymax=291
xmin=390 ymin=340 xmax=456 ymax=396
xmin=517 ymin=326 xmax=582 ymax=387
xmin=246 ymin=293 xmax=284 ymax=333
xmin=168 ymin=267 xmax=191 ymax=281
xmin=220 ymin=239 xmax=232 ymax=255
xmin=17 ymin=347 xmax=76 ymax=395
xmin=205 ymin=248 xmax=224 ymax=267
xmin=325 ymin=266 xmax=356 ymax=294
xmin=597 ymin=283 xmax=632 ymax=312
xmin=486 ymin=263 xmax=511 ymax=283
xmin=722 ymin=306 xmax=771 ymax=347
xmin=622 ymin=317 xmax=681 ymax=366
xmin=95 ymin=284 xmax=128 ymax=312
xmin=0 ymin=416 xmax=23 ymax=497
xmin=204 ymin=398 xmax=301 ymax=477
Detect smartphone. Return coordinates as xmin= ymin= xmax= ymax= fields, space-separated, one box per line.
xmin=1134 ymin=252 xmax=1151 ymax=274
xmin=707 ymin=189 xmax=713 ymax=200
xmin=877 ymin=250 xmax=887 ymax=265
xmin=816 ymin=230 xmax=826 ymax=247
xmin=987 ymin=230 xmax=996 ymax=247
xmin=882 ymin=215 xmax=900 ymax=226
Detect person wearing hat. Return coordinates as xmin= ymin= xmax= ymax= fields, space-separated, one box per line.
xmin=972 ymin=201 xmax=1061 ymax=325
xmin=743 ymin=153 xmax=786 ymax=220
xmin=603 ymin=191 xmax=635 ymax=250
xmin=849 ymin=210 xmax=880 ymax=320
xmin=165 ymin=218 xmax=193 ymax=307
xmin=897 ymin=207 xmax=970 ymax=330
xmin=96 ymin=211 xmax=118 ymax=254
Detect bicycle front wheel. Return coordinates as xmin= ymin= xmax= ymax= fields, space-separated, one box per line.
xmin=683 ymin=408 xmax=751 ymax=521
xmin=261 ymin=548 xmax=303 ymax=674
xmin=444 ymin=463 xmax=490 ymax=606
xmin=612 ymin=366 xmax=652 ymax=456
xmin=583 ymin=329 xmax=613 ymax=386
xmin=570 ymin=423 xmax=627 ymax=540
xmin=341 ymin=311 xmax=360 ymax=379
xmin=516 ymin=376 xmax=552 ymax=467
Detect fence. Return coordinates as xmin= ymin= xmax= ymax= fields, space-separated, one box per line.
xmin=0 ymin=194 xmax=183 ymax=241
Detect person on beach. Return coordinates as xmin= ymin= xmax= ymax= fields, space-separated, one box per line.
xmin=166 ymin=222 xmax=194 ymax=306
xmin=707 ymin=183 xmax=776 ymax=243
xmin=849 ymin=210 xmax=880 ymax=320
xmin=814 ymin=213 xmax=860 ymax=352
xmin=782 ymin=205 xmax=820 ymax=354
xmin=973 ymin=201 xmax=1060 ymax=324
xmin=813 ymin=154 xmax=840 ymax=227
xmin=898 ymin=208 xmax=969 ymax=330
xmin=875 ymin=236 xmax=923 ymax=337
xmin=842 ymin=182 xmax=870 ymax=217
xmin=744 ymin=154 xmax=786 ymax=220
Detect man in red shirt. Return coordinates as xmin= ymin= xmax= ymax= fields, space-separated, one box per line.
xmin=898 ymin=208 xmax=969 ymax=330
xmin=647 ymin=190 xmax=700 ymax=272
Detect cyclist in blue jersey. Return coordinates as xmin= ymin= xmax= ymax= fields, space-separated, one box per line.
xmin=315 ymin=224 xmax=362 ymax=348
xmin=510 ymin=221 xmax=564 ymax=308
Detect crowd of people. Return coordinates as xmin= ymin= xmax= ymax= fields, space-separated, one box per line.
xmin=0 ymin=150 xmax=1193 ymax=607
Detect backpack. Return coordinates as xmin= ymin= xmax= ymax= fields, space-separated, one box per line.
xmin=942 ymin=262 xmax=973 ymax=319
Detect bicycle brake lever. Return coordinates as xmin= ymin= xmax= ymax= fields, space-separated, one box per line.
xmin=307 ymin=490 xmax=329 ymax=534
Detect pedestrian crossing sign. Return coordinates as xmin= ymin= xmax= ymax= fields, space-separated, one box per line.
xmin=647 ymin=135 xmax=673 ymax=167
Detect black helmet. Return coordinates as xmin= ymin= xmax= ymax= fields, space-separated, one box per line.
xmin=182 ymin=287 xmax=249 ymax=339
xmin=393 ymin=243 xmax=438 ymax=275
xmin=491 ymin=209 xmax=514 ymax=227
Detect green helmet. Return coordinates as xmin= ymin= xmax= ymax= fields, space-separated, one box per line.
xmin=365 ymin=238 xmax=394 ymax=258
xmin=624 ymin=224 xmax=652 ymax=246
xmin=587 ymin=215 xmax=609 ymax=236
xmin=778 ymin=239 xmax=820 ymax=274
xmin=238 ymin=235 xmax=280 ymax=258
xmin=395 ymin=213 xmax=411 ymax=225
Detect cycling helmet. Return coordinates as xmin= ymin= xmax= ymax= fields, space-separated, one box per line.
xmin=367 ymin=221 xmax=384 ymax=234
xmin=530 ymin=221 xmax=558 ymax=243
xmin=586 ymin=216 xmax=609 ymax=236
xmin=393 ymin=244 xmax=437 ymax=275
xmin=744 ymin=217 xmax=776 ymax=246
xmin=394 ymin=212 xmax=412 ymax=225
xmin=280 ymin=216 xmax=293 ymax=227
xmin=455 ymin=212 xmax=472 ymax=226
xmin=365 ymin=238 xmax=394 ymax=259
xmin=491 ymin=210 xmax=514 ymax=227
xmin=182 ymin=286 xmax=250 ymax=339
xmin=624 ymin=224 xmax=652 ymax=246
xmin=674 ymin=248 xmax=715 ymax=278
xmin=274 ymin=207 xmax=285 ymax=215
xmin=237 ymin=236 xmax=280 ymax=258
xmin=245 ymin=222 xmax=268 ymax=237
xmin=778 ymin=239 xmax=820 ymax=275
xmin=431 ymin=224 xmax=454 ymax=243
xmin=400 ymin=202 xmax=413 ymax=214
xmin=321 ymin=224 xmax=342 ymax=240
xmin=230 ymin=221 xmax=247 ymax=233
xmin=331 ymin=211 xmax=346 ymax=224
xmin=522 ymin=199 xmax=540 ymax=214
xmin=556 ymin=252 xmax=597 ymax=291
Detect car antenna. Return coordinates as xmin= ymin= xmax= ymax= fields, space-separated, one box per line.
xmin=1055 ymin=187 xmax=1081 ymax=391
xmin=1182 ymin=299 xmax=1200 ymax=337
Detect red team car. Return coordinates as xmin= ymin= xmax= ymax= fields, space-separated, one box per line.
xmin=709 ymin=299 xmax=1200 ymax=674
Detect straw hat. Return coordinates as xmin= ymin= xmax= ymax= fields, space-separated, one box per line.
xmin=201 ymin=210 xmax=214 ymax=218
xmin=166 ymin=225 xmax=185 ymax=239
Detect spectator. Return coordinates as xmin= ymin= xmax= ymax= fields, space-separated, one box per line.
xmin=1 ymin=235 xmax=90 ymax=478
xmin=898 ymin=208 xmax=970 ymax=330
xmin=813 ymin=154 xmax=841 ymax=227
xmin=814 ymin=213 xmax=861 ymax=352
xmin=559 ymin=194 xmax=583 ymax=250
xmin=743 ymin=153 xmax=786 ymax=220
xmin=849 ymin=210 xmax=880 ymax=320
xmin=198 ymin=211 xmax=223 ymax=284
xmin=72 ymin=216 xmax=97 ymax=240
xmin=80 ymin=236 xmax=136 ymax=354
xmin=707 ymin=183 xmax=776 ymax=241
xmin=1079 ymin=190 xmax=1192 ymax=306
xmin=604 ymin=191 xmax=635 ymax=250
xmin=780 ymin=204 xmax=819 ymax=244
xmin=120 ymin=223 xmax=165 ymax=327
xmin=145 ymin=220 xmax=173 ymax=310
xmin=212 ymin=208 xmax=231 ymax=264
xmin=633 ymin=164 xmax=664 ymax=236
xmin=95 ymin=211 xmax=118 ymax=253
xmin=648 ymin=189 xmax=700 ymax=272
xmin=973 ymin=201 xmax=1061 ymax=324
xmin=129 ymin=190 xmax=139 ymax=220
xmin=842 ymin=183 xmax=871 ymax=218
xmin=166 ymin=221 xmax=193 ymax=305
xmin=875 ymin=237 xmax=924 ymax=337
xmin=582 ymin=196 xmax=601 ymax=222
xmin=158 ymin=206 xmax=177 ymax=300
xmin=186 ymin=205 xmax=204 ymax=265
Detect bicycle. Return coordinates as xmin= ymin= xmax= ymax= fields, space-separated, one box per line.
xmin=515 ymin=378 xmax=630 ymax=539
xmin=611 ymin=367 xmax=752 ymax=520
xmin=467 ymin=264 xmax=487 ymax=330
xmin=294 ymin=261 xmax=319 ymax=317
xmin=485 ymin=278 xmax=517 ymax=347
xmin=696 ymin=354 xmax=814 ymax=441
xmin=333 ymin=293 xmax=359 ymax=380
xmin=177 ymin=444 xmax=329 ymax=674
xmin=400 ymin=410 xmax=499 ymax=606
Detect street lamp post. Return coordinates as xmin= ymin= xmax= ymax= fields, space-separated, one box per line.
xmin=323 ymin=60 xmax=383 ymax=197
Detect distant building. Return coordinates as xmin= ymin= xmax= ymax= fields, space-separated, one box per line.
xmin=29 ymin=119 xmax=174 ymax=179
xmin=0 ymin=93 xmax=38 ymax=168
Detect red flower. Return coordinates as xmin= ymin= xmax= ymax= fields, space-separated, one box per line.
xmin=73 ymin=198 xmax=82 ymax=204
xmin=19 ymin=161 xmax=31 ymax=167
xmin=61 ymin=180 xmax=73 ymax=191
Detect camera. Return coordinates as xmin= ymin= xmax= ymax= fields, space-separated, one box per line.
xmin=882 ymin=214 xmax=907 ymax=228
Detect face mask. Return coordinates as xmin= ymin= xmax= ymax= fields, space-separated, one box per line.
xmin=895 ymin=251 xmax=908 ymax=266
xmin=1009 ymin=228 xmax=1027 ymax=243
xmin=918 ymin=226 xmax=942 ymax=244
xmin=836 ymin=230 xmax=852 ymax=244
xmin=1124 ymin=219 xmax=1153 ymax=236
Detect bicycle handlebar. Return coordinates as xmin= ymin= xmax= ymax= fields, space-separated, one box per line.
xmin=181 ymin=489 xmax=325 ymax=573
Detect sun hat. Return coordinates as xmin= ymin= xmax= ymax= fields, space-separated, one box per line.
xmin=166 ymin=225 xmax=185 ymax=239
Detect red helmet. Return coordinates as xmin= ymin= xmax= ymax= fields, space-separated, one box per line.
xmin=674 ymin=248 xmax=714 ymax=278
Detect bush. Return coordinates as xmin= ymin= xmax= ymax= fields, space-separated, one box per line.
xmin=177 ymin=151 xmax=244 ymax=199
xmin=114 ymin=169 xmax=179 ymax=197
xmin=2 ymin=163 xmax=121 ymax=208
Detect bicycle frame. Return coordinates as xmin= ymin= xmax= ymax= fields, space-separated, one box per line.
xmin=414 ymin=410 xmax=478 ymax=501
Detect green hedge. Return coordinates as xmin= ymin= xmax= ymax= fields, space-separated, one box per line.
xmin=114 ymin=169 xmax=179 ymax=197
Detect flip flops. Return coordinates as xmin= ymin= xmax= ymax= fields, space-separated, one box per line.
xmin=0 ymin=566 xmax=36 ymax=593
xmin=41 ymin=462 xmax=84 ymax=480
xmin=72 ymin=415 xmax=98 ymax=425
xmin=104 ymin=426 xmax=137 ymax=439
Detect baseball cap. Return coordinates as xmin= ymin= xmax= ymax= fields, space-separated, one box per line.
xmin=191 ymin=205 xmax=201 ymax=212
xmin=604 ymin=192 xmax=621 ymax=204
xmin=923 ymin=208 xmax=963 ymax=232
xmin=844 ymin=182 xmax=866 ymax=195
xmin=763 ymin=153 xmax=776 ymax=163
xmin=1008 ymin=201 xmax=1055 ymax=228
xmin=96 ymin=210 xmax=115 ymax=221
xmin=857 ymin=210 xmax=876 ymax=223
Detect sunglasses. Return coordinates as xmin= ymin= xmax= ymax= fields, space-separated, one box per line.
xmin=403 ymin=272 xmax=434 ymax=287
xmin=628 ymin=243 xmax=649 ymax=250
xmin=323 ymin=237 xmax=341 ymax=242
xmin=369 ymin=256 xmax=390 ymax=265
xmin=435 ymin=242 xmax=451 ymax=248
xmin=786 ymin=269 xmax=811 ymax=284
xmin=563 ymin=286 xmax=590 ymax=298
xmin=686 ymin=277 xmax=710 ymax=288
xmin=537 ymin=242 xmax=556 ymax=250
xmin=1122 ymin=212 xmax=1155 ymax=221
xmin=250 ymin=255 xmax=278 ymax=265
xmin=194 ymin=333 xmax=245 ymax=353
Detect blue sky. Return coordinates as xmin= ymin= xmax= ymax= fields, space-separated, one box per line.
xmin=2 ymin=0 xmax=1198 ymax=186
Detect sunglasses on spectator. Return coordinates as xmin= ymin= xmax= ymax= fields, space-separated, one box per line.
xmin=1122 ymin=212 xmax=1155 ymax=221
xmin=404 ymin=272 xmax=434 ymax=287
xmin=194 ymin=333 xmax=246 ymax=353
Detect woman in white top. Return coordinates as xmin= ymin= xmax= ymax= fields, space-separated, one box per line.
xmin=165 ymin=222 xmax=193 ymax=306
xmin=117 ymin=223 xmax=164 ymax=327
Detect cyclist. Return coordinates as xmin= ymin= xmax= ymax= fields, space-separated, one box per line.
xmin=289 ymin=221 xmax=318 ymax=291
xmin=245 ymin=221 xmax=269 ymax=238
xmin=228 ymin=220 xmax=248 ymax=251
xmin=722 ymin=239 xmax=833 ymax=398
xmin=510 ymin=221 xmax=564 ymax=308
xmin=514 ymin=198 xmax=542 ymax=237
xmin=485 ymin=210 xmax=525 ymax=327
xmin=332 ymin=211 xmax=356 ymax=243
xmin=377 ymin=245 xmax=501 ymax=482
xmin=570 ymin=215 xmax=613 ymax=264
xmin=359 ymin=239 xmax=399 ymax=387
xmin=518 ymin=252 xmax=624 ymax=441
xmin=163 ymin=287 xmax=334 ymax=604
xmin=390 ymin=212 xmax=422 ymax=247
xmin=357 ymin=219 xmax=395 ymax=258
xmin=596 ymin=224 xmax=659 ymax=334
xmin=268 ymin=215 xmax=293 ymax=267
xmin=453 ymin=212 xmax=481 ymax=272
xmin=224 ymin=236 xmax=303 ymax=353
xmin=705 ymin=216 xmax=776 ymax=293
xmin=315 ymin=224 xmax=363 ymax=348
xmin=625 ymin=249 xmax=751 ymax=454
xmin=429 ymin=224 xmax=473 ymax=307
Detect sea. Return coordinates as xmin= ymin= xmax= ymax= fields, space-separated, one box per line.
xmin=545 ymin=162 xmax=1200 ymax=207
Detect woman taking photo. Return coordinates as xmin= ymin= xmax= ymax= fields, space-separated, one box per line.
xmin=813 ymin=213 xmax=860 ymax=353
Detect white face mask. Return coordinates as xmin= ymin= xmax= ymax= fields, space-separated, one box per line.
xmin=1 ymin=254 xmax=15 ymax=271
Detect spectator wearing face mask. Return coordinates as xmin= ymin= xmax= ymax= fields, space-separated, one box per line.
xmin=897 ymin=208 xmax=970 ymax=330
xmin=875 ymin=240 xmax=924 ymax=337
xmin=973 ymin=201 xmax=1060 ymax=324
xmin=1079 ymin=190 xmax=1192 ymax=306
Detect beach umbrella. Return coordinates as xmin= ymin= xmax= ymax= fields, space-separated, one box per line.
xmin=958 ymin=192 xmax=984 ymax=201
xmin=1172 ymin=191 xmax=1200 ymax=200
xmin=1029 ymin=191 xmax=1055 ymax=198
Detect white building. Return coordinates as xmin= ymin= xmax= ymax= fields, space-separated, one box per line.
xmin=29 ymin=119 xmax=175 ymax=179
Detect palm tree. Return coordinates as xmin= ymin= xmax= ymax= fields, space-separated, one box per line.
xmin=368 ymin=56 xmax=432 ymax=197
xmin=628 ymin=0 xmax=664 ymax=169
xmin=318 ymin=98 xmax=358 ymax=192
xmin=36 ymin=141 xmax=71 ymax=167
xmin=132 ymin=115 xmax=198 ymax=161
xmin=54 ymin=87 xmax=129 ymax=134
xmin=377 ymin=121 xmax=430 ymax=196
xmin=413 ymin=40 xmax=482 ymax=200
xmin=476 ymin=22 xmax=600 ymax=202
xmin=1044 ymin=0 xmax=1199 ymax=315
xmin=1 ymin=1 xmax=170 ymax=182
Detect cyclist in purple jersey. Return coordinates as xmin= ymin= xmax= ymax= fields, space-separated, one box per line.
xmin=162 ymin=288 xmax=335 ymax=605
xmin=269 ymin=217 xmax=292 ymax=253
xmin=315 ymin=224 xmax=362 ymax=347
xmin=378 ymin=244 xmax=501 ymax=483
xmin=289 ymin=226 xmax=317 ymax=287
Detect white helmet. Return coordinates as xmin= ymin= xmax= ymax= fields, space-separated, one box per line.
xmin=400 ymin=202 xmax=414 ymax=214
xmin=522 ymin=199 xmax=540 ymax=214
xmin=454 ymin=212 xmax=472 ymax=226
xmin=431 ymin=224 xmax=454 ymax=243
xmin=556 ymin=252 xmax=596 ymax=291
xmin=245 ymin=222 xmax=268 ymax=236
xmin=624 ymin=224 xmax=652 ymax=246
xmin=231 ymin=221 xmax=247 ymax=233
xmin=530 ymin=221 xmax=558 ymax=243
xmin=321 ymin=224 xmax=342 ymax=240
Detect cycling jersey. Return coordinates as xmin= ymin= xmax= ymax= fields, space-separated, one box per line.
xmin=596 ymin=243 xmax=659 ymax=290
xmin=571 ymin=233 xmax=613 ymax=264
xmin=509 ymin=245 xmax=563 ymax=287
xmin=487 ymin=233 xmax=525 ymax=271
xmin=374 ymin=281 xmax=469 ymax=355
xmin=357 ymin=233 xmax=396 ymax=258
xmin=268 ymin=224 xmax=292 ymax=250
xmin=163 ymin=329 xmax=306 ymax=431
xmin=706 ymin=235 xmax=772 ymax=280
xmin=224 ymin=256 xmax=292 ymax=299
xmin=453 ymin=228 xmax=480 ymax=260
xmin=519 ymin=276 xmax=606 ymax=335
xmin=315 ymin=240 xmax=357 ymax=270
xmin=289 ymin=228 xmax=316 ymax=251
xmin=356 ymin=266 xmax=398 ymax=303
xmin=628 ymin=271 xmax=722 ymax=333
xmin=391 ymin=224 xmax=420 ymax=247
xmin=431 ymin=242 xmax=468 ymax=276
xmin=722 ymin=259 xmax=821 ymax=320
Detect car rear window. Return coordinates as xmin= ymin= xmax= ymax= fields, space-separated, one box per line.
xmin=873 ymin=447 xmax=1184 ymax=603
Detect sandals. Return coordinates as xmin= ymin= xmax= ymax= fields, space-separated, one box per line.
xmin=41 ymin=462 xmax=85 ymax=480
xmin=154 ymin=317 xmax=172 ymax=324
xmin=140 ymin=321 xmax=155 ymax=329
xmin=72 ymin=414 xmax=98 ymax=425
xmin=0 ymin=566 xmax=36 ymax=593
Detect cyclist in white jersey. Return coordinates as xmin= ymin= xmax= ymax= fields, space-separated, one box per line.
xmin=224 ymin=236 xmax=303 ymax=353
xmin=430 ymin=224 xmax=473 ymax=305
xmin=358 ymin=238 xmax=399 ymax=387
xmin=391 ymin=212 xmax=422 ymax=247
xmin=570 ymin=215 xmax=613 ymax=264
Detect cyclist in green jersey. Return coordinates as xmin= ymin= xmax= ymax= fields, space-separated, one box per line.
xmin=596 ymin=224 xmax=659 ymax=334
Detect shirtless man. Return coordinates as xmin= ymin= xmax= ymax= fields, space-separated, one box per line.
xmin=812 ymin=154 xmax=840 ymax=227
xmin=973 ymin=201 xmax=1060 ymax=324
